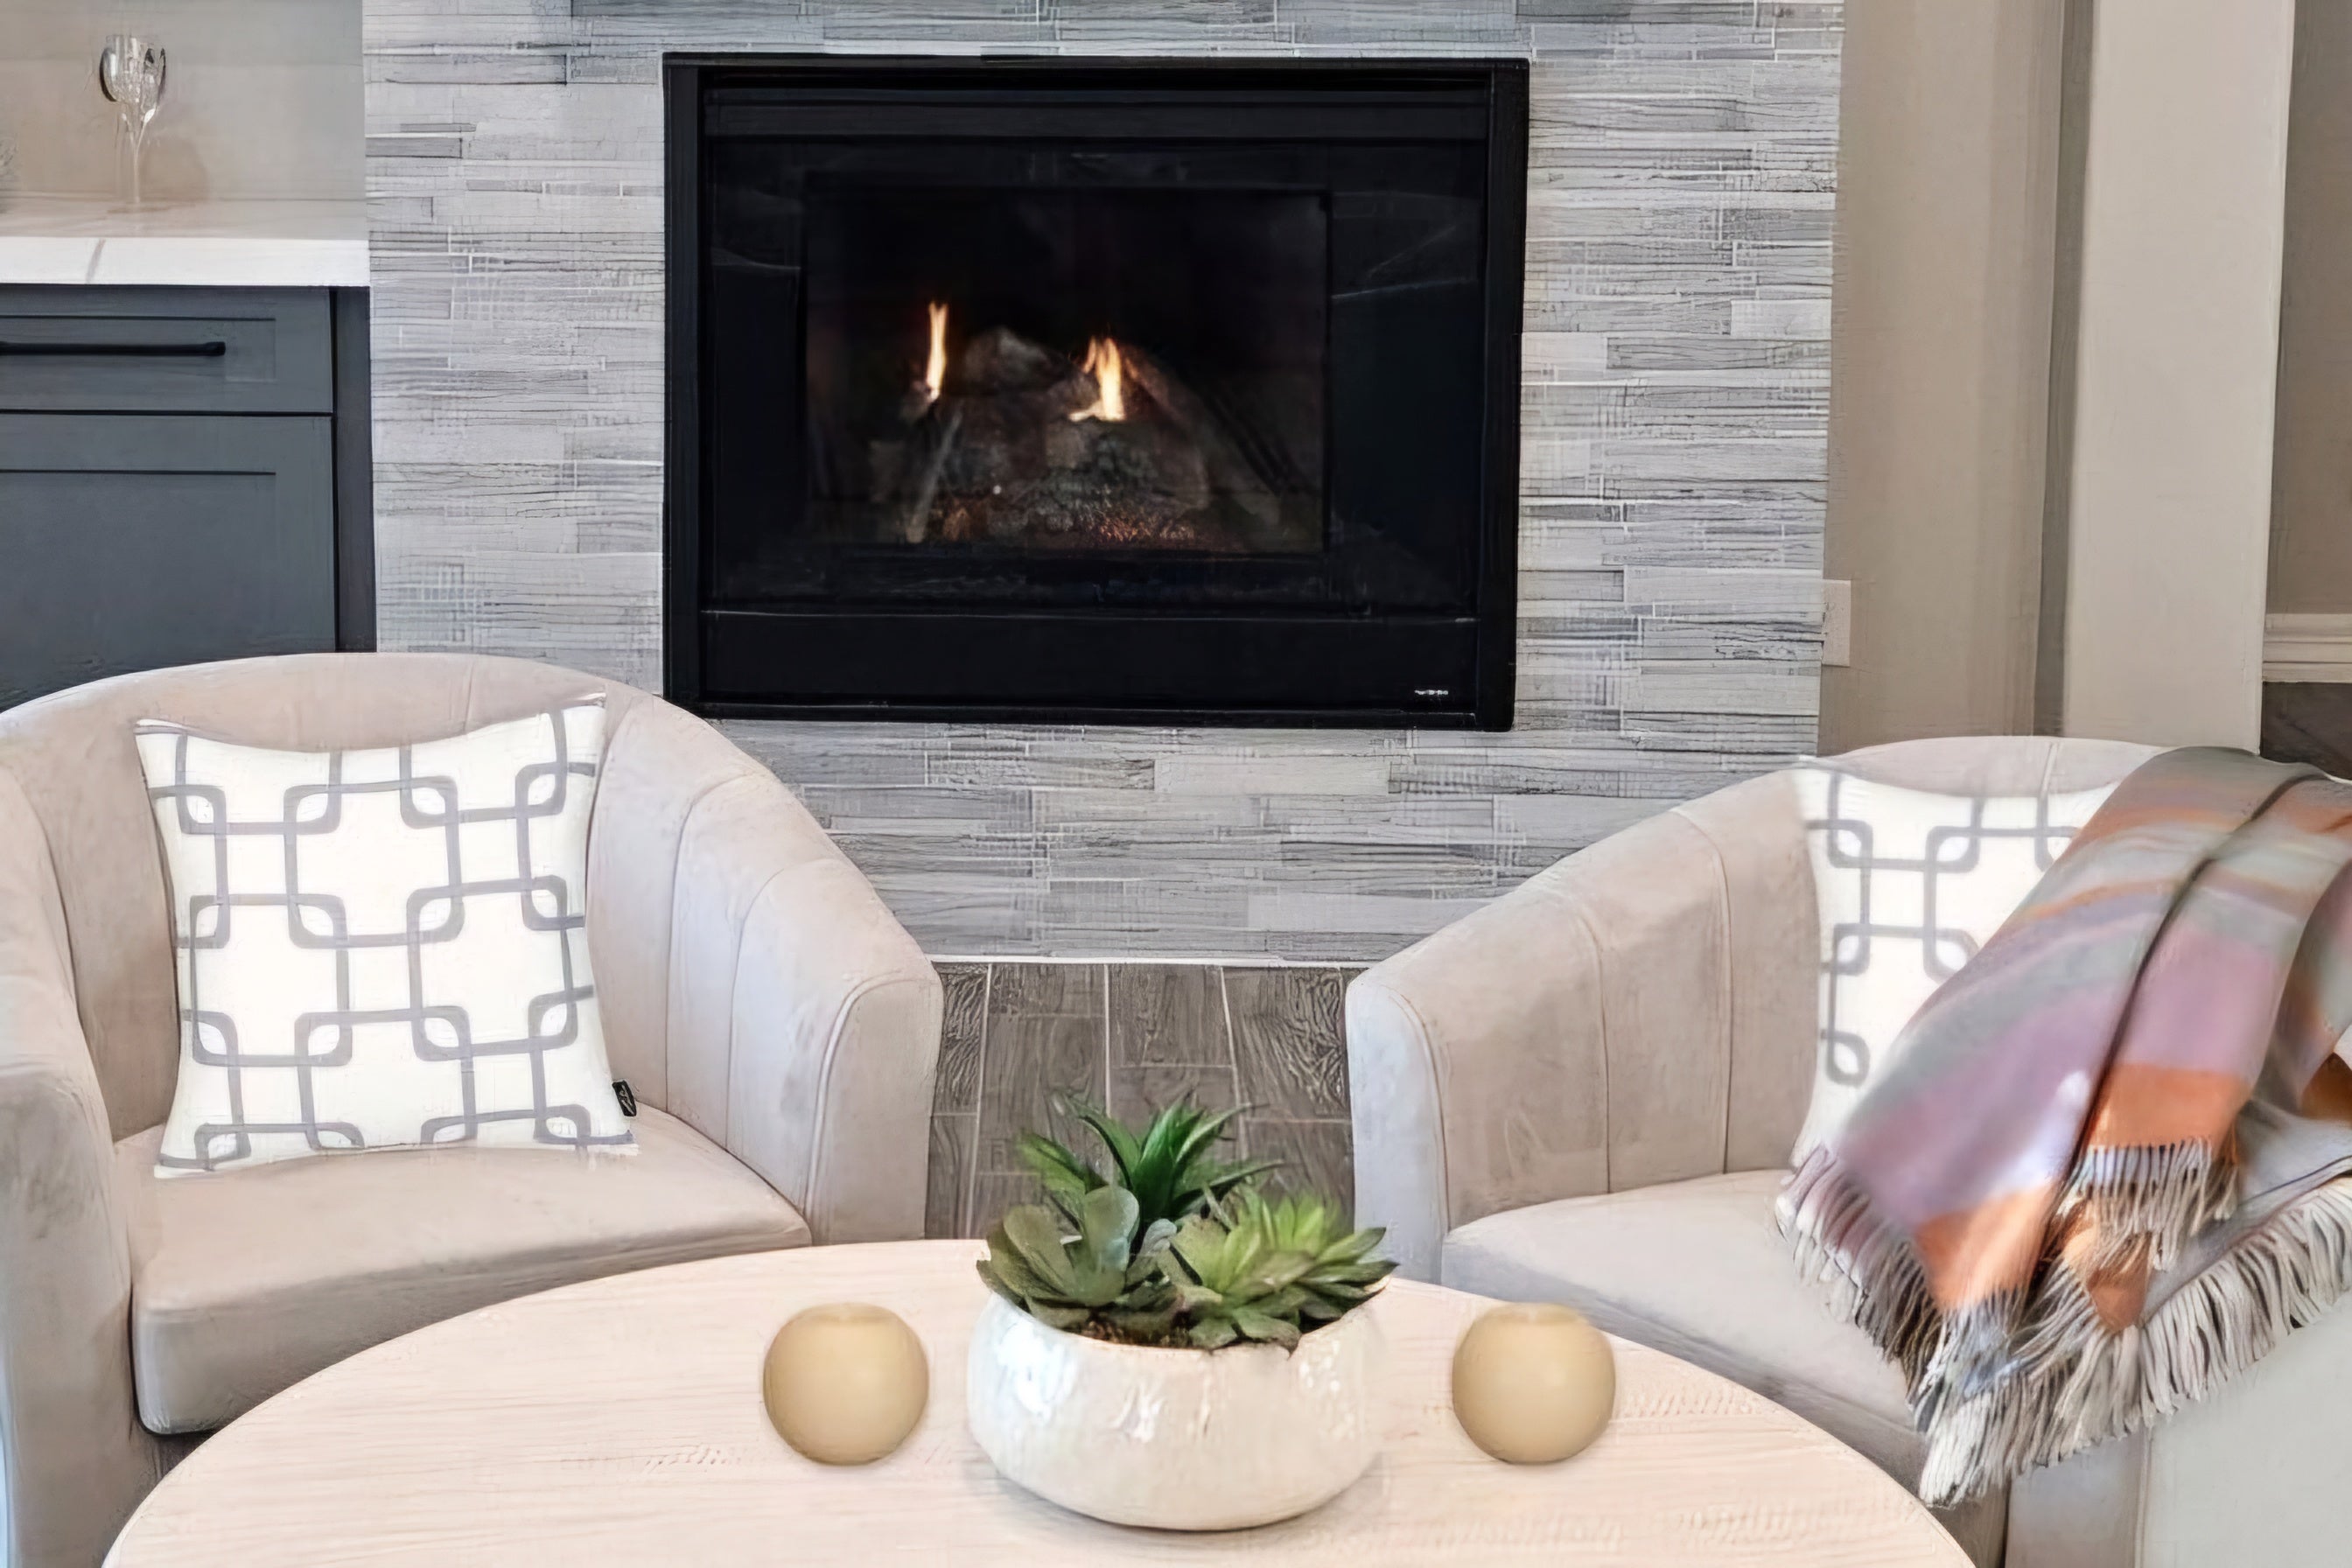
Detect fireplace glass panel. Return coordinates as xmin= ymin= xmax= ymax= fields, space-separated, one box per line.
xmin=804 ymin=186 xmax=1328 ymax=557
xmin=704 ymin=133 xmax=1489 ymax=613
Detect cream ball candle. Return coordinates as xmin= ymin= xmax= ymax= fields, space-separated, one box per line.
xmin=761 ymin=1303 xmax=929 ymax=1466
xmin=1450 ymin=1302 xmax=1616 ymax=1464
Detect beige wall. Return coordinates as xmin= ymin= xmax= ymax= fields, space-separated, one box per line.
xmin=0 ymin=0 xmax=361 ymax=204
xmin=2056 ymin=0 xmax=2293 ymax=747
xmin=1821 ymin=0 xmax=2069 ymax=751
xmin=1827 ymin=0 xmax=2298 ymax=750
xmin=2269 ymin=0 xmax=2352 ymax=616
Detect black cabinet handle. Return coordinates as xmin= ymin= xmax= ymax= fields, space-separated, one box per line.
xmin=0 ymin=340 xmax=228 ymax=358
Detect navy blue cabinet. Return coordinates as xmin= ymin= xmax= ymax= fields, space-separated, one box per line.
xmin=0 ymin=286 xmax=372 ymax=709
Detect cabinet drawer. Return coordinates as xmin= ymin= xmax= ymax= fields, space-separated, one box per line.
xmin=0 ymin=286 xmax=332 ymax=414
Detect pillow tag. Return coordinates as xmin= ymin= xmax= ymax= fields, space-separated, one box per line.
xmin=612 ymin=1081 xmax=638 ymax=1117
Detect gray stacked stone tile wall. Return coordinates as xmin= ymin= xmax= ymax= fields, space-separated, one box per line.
xmin=365 ymin=0 xmax=1840 ymax=960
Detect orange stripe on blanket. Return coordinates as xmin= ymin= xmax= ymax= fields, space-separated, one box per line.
xmin=1992 ymin=876 xmax=2176 ymax=928
xmin=2300 ymin=1054 xmax=2352 ymax=1125
xmin=2083 ymin=1063 xmax=2247 ymax=1152
xmin=1916 ymin=1183 xmax=2059 ymax=1311
xmin=2070 ymin=798 xmax=2244 ymax=841
xmin=2058 ymin=1209 xmax=2152 ymax=1331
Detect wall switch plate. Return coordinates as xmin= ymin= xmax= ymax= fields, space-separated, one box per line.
xmin=1822 ymin=578 xmax=1852 ymax=667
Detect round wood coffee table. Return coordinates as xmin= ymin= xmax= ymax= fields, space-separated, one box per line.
xmin=108 ymin=1240 xmax=1966 ymax=1565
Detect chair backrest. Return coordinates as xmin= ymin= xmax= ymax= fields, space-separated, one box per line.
xmin=0 ymin=654 xmax=668 ymax=1140
xmin=1691 ymin=733 xmax=2164 ymax=1173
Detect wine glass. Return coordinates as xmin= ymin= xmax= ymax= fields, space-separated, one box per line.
xmin=97 ymin=35 xmax=167 ymax=210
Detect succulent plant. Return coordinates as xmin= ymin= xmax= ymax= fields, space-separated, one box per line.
xmin=1016 ymin=1096 xmax=1277 ymax=1236
xmin=983 ymin=1097 xmax=1394 ymax=1350
xmin=1161 ymin=1191 xmax=1396 ymax=1349
xmin=977 ymin=1184 xmax=1185 ymax=1339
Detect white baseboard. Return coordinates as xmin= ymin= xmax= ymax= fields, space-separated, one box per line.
xmin=2265 ymin=613 xmax=2352 ymax=682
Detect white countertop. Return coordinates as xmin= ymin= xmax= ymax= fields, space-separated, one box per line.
xmin=0 ymin=196 xmax=368 ymax=288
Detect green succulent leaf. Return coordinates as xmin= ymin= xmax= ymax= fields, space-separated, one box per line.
xmin=1169 ymin=1281 xmax=1223 ymax=1313
xmin=1229 ymin=1307 xmax=1301 ymax=1348
xmin=976 ymin=1257 xmax=1026 ymax=1307
xmin=1002 ymin=1206 xmax=1080 ymax=1293
xmin=1027 ymin=1300 xmax=1092 ymax=1331
xmin=984 ymin=1096 xmax=1390 ymax=1349
xmin=1075 ymin=1102 xmax=1149 ymax=1184
xmin=979 ymin=1224 xmax=1057 ymax=1301
xmin=1082 ymin=1186 xmax=1138 ymax=1270
xmin=1189 ymin=1315 xmax=1239 ymax=1349
xmin=1032 ymin=1096 xmax=1284 ymax=1237
xmin=1015 ymin=1132 xmax=1106 ymax=1223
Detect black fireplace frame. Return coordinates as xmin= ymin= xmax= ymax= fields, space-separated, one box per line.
xmin=663 ymin=53 xmax=1528 ymax=729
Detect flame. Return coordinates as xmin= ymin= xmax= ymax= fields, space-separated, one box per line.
xmin=922 ymin=301 xmax=948 ymax=406
xmin=1069 ymin=336 xmax=1126 ymax=423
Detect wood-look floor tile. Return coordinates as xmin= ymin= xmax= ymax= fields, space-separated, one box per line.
xmin=988 ymin=962 xmax=1103 ymax=1017
xmin=1109 ymin=964 xmax=1232 ymax=1066
xmin=929 ymin=961 xmax=1365 ymax=1239
xmin=931 ymin=963 xmax=988 ymax=1115
xmin=1244 ymin=1118 xmax=1356 ymax=1214
xmin=969 ymin=1169 xmax=1041 ymax=1241
xmin=925 ymin=1114 xmax=975 ymax=1240
xmin=1109 ymin=1060 xmax=1241 ymax=1126
xmin=1227 ymin=967 xmax=1351 ymax=1121
xmin=975 ymin=963 xmax=1108 ymax=1172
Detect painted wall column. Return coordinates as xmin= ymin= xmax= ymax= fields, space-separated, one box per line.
xmin=2052 ymin=0 xmax=2295 ymax=747
xmin=1822 ymin=0 xmax=2068 ymax=750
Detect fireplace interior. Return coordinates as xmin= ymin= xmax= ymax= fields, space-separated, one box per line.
xmin=667 ymin=58 xmax=1527 ymax=726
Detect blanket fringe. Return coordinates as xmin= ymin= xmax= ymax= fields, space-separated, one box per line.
xmin=2062 ymin=1139 xmax=2236 ymax=1273
xmin=1778 ymin=1147 xmax=1952 ymax=1383
xmin=1918 ymin=1178 xmax=2352 ymax=1502
xmin=1782 ymin=1151 xmax=2352 ymax=1505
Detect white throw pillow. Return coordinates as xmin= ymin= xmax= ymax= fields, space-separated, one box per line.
xmin=135 ymin=702 xmax=634 ymax=1176
xmin=1789 ymin=767 xmax=2117 ymax=1161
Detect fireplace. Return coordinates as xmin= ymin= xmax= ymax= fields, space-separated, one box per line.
xmin=664 ymin=56 xmax=1527 ymax=727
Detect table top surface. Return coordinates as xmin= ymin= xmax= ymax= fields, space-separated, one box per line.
xmin=108 ymin=1239 xmax=1968 ymax=1567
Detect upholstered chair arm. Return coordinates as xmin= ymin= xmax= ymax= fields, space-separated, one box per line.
xmin=1348 ymin=774 xmax=1815 ymax=1281
xmin=0 ymin=772 xmax=161 ymax=1568
xmin=668 ymin=767 xmax=942 ymax=1242
xmin=592 ymin=700 xmax=942 ymax=1246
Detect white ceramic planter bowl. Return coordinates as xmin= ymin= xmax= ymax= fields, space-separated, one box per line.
xmin=965 ymin=1293 xmax=1387 ymax=1530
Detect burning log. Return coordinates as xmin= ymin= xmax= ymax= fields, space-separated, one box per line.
xmin=1116 ymin=343 xmax=1286 ymax=550
xmin=891 ymin=404 xmax=962 ymax=544
xmin=878 ymin=312 xmax=1266 ymax=552
xmin=961 ymin=326 xmax=1078 ymax=402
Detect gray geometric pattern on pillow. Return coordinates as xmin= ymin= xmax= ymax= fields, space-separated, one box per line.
xmin=1805 ymin=769 xmax=2085 ymax=1088
xmin=137 ymin=704 xmax=633 ymax=1172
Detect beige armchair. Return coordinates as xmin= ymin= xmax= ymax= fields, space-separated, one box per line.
xmin=0 ymin=654 xmax=943 ymax=1567
xmin=1348 ymin=736 xmax=2352 ymax=1568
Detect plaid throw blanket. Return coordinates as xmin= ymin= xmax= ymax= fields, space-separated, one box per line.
xmin=1780 ymin=746 xmax=2352 ymax=1503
